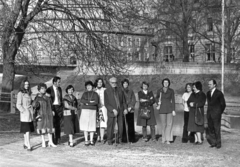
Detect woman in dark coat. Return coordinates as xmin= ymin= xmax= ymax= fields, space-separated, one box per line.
xmin=156 ymin=78 xmax=176 ymax=144
xmin=121 ymin=79 xmax=136 ymax=143
xmin=137 ymin=81 xmax=156 ymax=142
xmin=187 ymin=81 xmax=206 ymax=145
xmin=63 ymin=85 xmax=80 ymax=147
xmin=33 ymin=83 xmax=56 ymax=148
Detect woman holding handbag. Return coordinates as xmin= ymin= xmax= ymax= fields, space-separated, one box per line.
xmin=156 ymin=78 xmax=176 ymax=144
xmin=63 ymin=85 xmax=80 ymax=147
xmin=187 ymin=81 xmax=206 ymax=145
xmin=137 ymin=81 xmax=156 ymax=142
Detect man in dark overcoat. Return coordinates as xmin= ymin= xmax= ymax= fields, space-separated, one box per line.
xmin=104 ymin=77 xmax=127 ymax=145
xmin=206 ymin=79 xmax=226 ymax=149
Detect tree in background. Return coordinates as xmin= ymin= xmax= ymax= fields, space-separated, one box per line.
xmin=0 ymin=0 xmax=131 ymax=111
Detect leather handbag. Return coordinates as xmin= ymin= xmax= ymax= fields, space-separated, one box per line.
xmin=195 ymin=104 xmax=204 ymax=126
xmin=140 ymin=107 xmax=151 ymax=119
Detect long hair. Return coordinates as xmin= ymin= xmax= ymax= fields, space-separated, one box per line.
xmin=19 ymin=79 xmax=32 ymax=95
xmin=94 ymin=78 xmax=105 ymax=88
xmin=185 ymin=83 xmax=193 ymax=92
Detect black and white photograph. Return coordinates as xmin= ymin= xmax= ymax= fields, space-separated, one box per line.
xmin=0 ymin=0 xmax=240 ymax=166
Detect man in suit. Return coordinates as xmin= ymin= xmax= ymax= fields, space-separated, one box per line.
xmin=104 ymin=77 xmax=127 ymax=145
xmin=46 ymin=76 xmax=63 ymax=145
xmin=206 ymin=79 xmax=226 ymax=149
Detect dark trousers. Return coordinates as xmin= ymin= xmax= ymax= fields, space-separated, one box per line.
xmin=142 ymin=125 xmax=155 ymax=140
xmin=107 ymin=115 xmax=123 ymax=143
xmin=207 ymin=114 xmax=222 ymax=147
xmin=182 ymin=111 xmax=195 ymax=143
xmin=52 ymin=105 xmax=63 ymax=144
xmin=122 ymin=113 xmax=135 ymax=143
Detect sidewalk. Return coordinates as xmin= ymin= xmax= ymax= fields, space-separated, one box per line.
xmin=1 ymin=128 xmax=240 ymax=167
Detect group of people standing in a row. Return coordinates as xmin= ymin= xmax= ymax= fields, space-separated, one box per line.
xmin=17 ymin=76 xmax=226 ymax=151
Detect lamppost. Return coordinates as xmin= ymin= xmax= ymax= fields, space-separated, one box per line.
xmin=221 ymin=0 xmax=225 ymax=93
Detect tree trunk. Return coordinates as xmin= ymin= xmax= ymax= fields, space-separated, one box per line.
xmin=182 ymin=30 xmax=189 ymax=62
xmin=0 ymin=50 xmax=15 ymax=112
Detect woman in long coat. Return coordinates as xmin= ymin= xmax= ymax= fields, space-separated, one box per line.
xmin=156 ymin=78 xmax=176 ymax=144
xmin=33 ymin=83 xmax=56 ymax=148
xmin=122 ymin=79 xmax=136 ymax=143
xmin=16 ymin=79 xmax=34 ymax=151
xmin=137 ymin=81 xmax=156 ymax=142
xmin=187 ymin=81 xmax=206 ymax=145
xmin=80 ymin=81 xmax=99 ymax=146
xmin=63 ymin=85 xmax=80 ymax=147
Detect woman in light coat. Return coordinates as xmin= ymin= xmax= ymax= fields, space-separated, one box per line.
xmin=16 ymin=79 xmax=34 ymax=151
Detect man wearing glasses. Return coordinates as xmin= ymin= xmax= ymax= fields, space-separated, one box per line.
xmin=104 ymin=77 xmax=127 ymax=145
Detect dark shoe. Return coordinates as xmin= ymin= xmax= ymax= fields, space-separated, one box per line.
xmin=85 ymin=141 xmax=90 ymax=146
xmin=182 ymin=139 xmax=188 ymax=143
xmin=210 ymin=145 xmax=216 ymax=148
xmin=197 ymin=142 xmax=203 ymax=145
xmin=216 ymin=145 xmax=221 ymax=149
xmin=194 ymin=142 xmax=199 ymax=145
xmin=90 ymin=141 xmax=95 ymax=146
xmin=23 ymin=144 xmax=27 ymax=149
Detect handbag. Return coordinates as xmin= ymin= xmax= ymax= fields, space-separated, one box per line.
xmin=140 ymin=107 xmax=151 ymax=119
xmin=195 ymin=104 xmax=204 ymax=126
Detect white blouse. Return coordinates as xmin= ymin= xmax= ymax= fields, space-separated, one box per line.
xmin=95 ymin=87 xmax=106 ymax=107
xmin=182 ymin=92 xmax=192 ymax=112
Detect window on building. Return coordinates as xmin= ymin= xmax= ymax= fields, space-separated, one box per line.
xmin=127 ymin=37 xmax=132 ymax=47
xmin=127 ymin=52 xmax=132 ymax=61
xmin=117 ymin=36 xmax=123 ymax=47
xmin=206 ymin=44 xmax=215 ymax=61
xmin=164 ymin=46 xmax=173 ymax=62
xmin=135 ymin=38 xmax=141 ymax=47
xmin=207 ymin=18 xmax=213 ymax=32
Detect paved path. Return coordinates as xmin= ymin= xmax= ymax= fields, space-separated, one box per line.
xmin=1 ymin=130 xmax=240 ymax=167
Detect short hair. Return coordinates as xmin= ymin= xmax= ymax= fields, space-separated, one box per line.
xmin=185 ymin=83 xmax=193 ymax=92
xmin=65 ymin=85 xmax=75 ymax=93
xmin=121 ymin=79 xmax=130 ymax=86
xmin=52 ymin=76 xmax=61 ymax=84
xmin=210 ymin=79 xmax=217 ymax=86
xmin=19 ymin=79 xmax=32 ymax=95
xmin=141 ymin=81 xmax=149 ymax=89
xmin=94 ymin=78 xmax=105 ymax=88
xmin=109 ymin=77 xmax=117 ymax=82
xmin=193 ymin=81 xmax=202 ymax=91
xmin=37 ymin=83 xmax=47 ymax=91
xmin=162 ymin=78 xmax=171 ymax=87
xmin=85 ymin=80 xmax=94 ymax=87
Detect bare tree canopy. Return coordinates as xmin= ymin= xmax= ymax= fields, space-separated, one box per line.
xmin=0 ymin=0 xmax=136 ymax=94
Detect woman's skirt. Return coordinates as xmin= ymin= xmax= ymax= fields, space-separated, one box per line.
xmin=80 ymin=109 xmax=96 ymax=132
xmin=64 ymin=110 xmax=80 ymax=135
xmin=20 ymin=122 xmax=34 ymax=133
